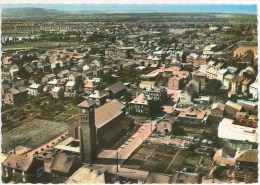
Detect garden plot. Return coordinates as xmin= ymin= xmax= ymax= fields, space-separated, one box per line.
xmin=2 ymin=119 xmax=68 ymax=152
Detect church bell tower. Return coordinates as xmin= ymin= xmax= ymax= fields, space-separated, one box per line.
xmin=77 ymin=100 xmax=97 ymax=164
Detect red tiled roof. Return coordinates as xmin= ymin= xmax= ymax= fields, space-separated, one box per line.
xmin=3 ymin=154 xmax=34 ymax=171
xmin=95 ymin=99 xmax=125 ymax=128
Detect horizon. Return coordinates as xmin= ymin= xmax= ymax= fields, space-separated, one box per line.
xmin=3 ymin=4 xmax=257 ymax=14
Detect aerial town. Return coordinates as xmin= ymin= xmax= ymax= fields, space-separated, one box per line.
xmin=1 ymin=5 xmax=258 ymax=184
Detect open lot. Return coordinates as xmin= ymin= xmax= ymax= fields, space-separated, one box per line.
xmin=2 ymin=119 xmax=68 ymax=153
xmin=123 ymin=143 xmax=188 ymax=174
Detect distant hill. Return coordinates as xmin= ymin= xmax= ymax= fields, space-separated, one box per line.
xmin=2 ymin=7 xmax=105 ymax=19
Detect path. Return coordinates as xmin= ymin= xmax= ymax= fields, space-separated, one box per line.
xmin=163 ymin=150 xmax=180 ymax=174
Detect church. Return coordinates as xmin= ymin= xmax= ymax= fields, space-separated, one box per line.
xmin=61 ymin=99 xmax=135 ymax=164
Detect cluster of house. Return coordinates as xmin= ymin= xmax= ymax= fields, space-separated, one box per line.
xmin=1 ymin=47 xmax=136 ymax=104
xmin=1 ymin=20 xmax=258 ymax=184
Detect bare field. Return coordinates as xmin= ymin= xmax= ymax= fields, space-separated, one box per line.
xmin=2 ymin=119 xmax=68 ymax=152
xmin=3 ymin=41 xmax=80 ymax=51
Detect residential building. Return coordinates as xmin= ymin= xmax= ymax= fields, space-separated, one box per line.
xmin=231 ymin=76 xmax=245 ymax=93
xmin=249 ymin=80 xmax=258 ymax=100
xmin=65 ymin=167 xmax=105 ymax=184
xmin=41 ymin=73 xmax=56 ymax=85
xmin=51 ymin=87 xmax=64 ymax=99
xmin=156 ymin=120 xmax=172 ymax=134
xmin=217 ymin=68 xmax=229 ymax=83
xmin=206 ymin=67 xmax=218 ymax=79
xmin=2 ymin=154 xmax=44 ymax=183
xmin=211 ymin=102 xmax=225 ymax=118
xmin=177 ymin=106 xmax=208 ymax=124
xmin=146 ymin=87 xmax=167 ymax=102
xmin=27 ymin=83 xmax=43 ymax=96
xmin=65 ymin=81 xmax=78 ymax=93
xmin=223 ymin=74 xmax=235 ymax=89
xmin=129 ymin=93 xmax=149 ymax=115
xmin=234 ymin=150 xmax=258 ymax=183
xmin=106 ymin=81 xmax=126 ymax=99
xmin=139 ymin=81 xmax=156 ymax=91
xmin=225 ymin=100 xmax=243 ymax=115
xmin=4 ymin=86 xmax=28 ymax=105
xmin=237 ymin=100 xmax=257 ymax=115
xmin=50 ymin=153 xmax=82 ymax=183
xmin=241 ymin=78 xmax=252 ymax=94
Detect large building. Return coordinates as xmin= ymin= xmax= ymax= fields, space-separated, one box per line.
xmin=68 ymin=99 xmax=134 ymax=163
xmin=218 ymin=118 xmax=258 ymax=143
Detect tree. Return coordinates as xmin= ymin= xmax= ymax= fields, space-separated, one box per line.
xmin=205 ymin=79 xmax=222 ymax=95
xmin=17 ymin=67 xmax=30 ymax=80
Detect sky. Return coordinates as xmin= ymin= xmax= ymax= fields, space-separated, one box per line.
xmin=3 ymin=4 xmax=257 ymax=14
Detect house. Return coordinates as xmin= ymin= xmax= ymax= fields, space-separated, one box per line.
xmin=167 ymin=73 xmax=189 ymax=90
xmin=187 ymin=79 xmax=201 ymax=93
xmin=88 ymin=90 xmax=107 ymax=107
xmin=235 ymin=112 xmax=248 ymax=120
xmin=177 ymin=106 xmax=208 ymax=124
xmin=93 ymin=67 xmax=104 ymax=77
xmin=231 ymin=76 xmax=245 ymax=93
xmin=27 ymin=83 xmax=43 ymax=96
xmin=84 ymin=80 xmax=97 ymax=94
xmin=234 ymin=150 xmax=258 ymax=183
xmin=218 ymin=118 xmax=258 ymax=143
xmin=47 ymin=79 xmax=58 ymax=91
xmin=2 ymin=154 xmax=44 ymax=183
xmin=50 ymin=153 xmax=82 ymax=183
xmin=129 ymin=93 xmax=149 ymax=115
xmin=193 ymin=96 xmax=211 ymax=106
xmin=178 ymin=84 xmax=197 ymax=105
xmin=156 ymin=120 xmax=172 ymax=134
xmin=65 ymin=167 xmax=105 ymax=184
xmin=139 ymin=81 xmax=156 ymax=91
xmin=241 ymin=78 xmax=252 ymax=94
xmin=237 ymin=100 xmax=257 ymax=115
xmin=41 ymin=73 xmax=56 ymax=85
xmin=4 ymin=86 xmax=28 ymax=105
xmin=217 ymin=68 xmax=229 ymax=83
xmin=223 ymin=74 xmax=235 ymax=89
xmin=249 ymin=80 xmax=258 ymax=100
xmin=167 ymin=76 xmax=184 ymax=90
xmin=225 ymin=100 xmax=243 ymax=115
xmin=65 ymin=81 xmax=78 ymax=93
xmin=51 ymin=87 xmax=64 ymax=99
xmin=199 ymin=64 xmax=209 ymax=75
xmin=146 ymin=87 xmax=167 ymax=102
xmin=206 ymin=67 xmax=218 ymax=79
xmin=68 ymin=73 xmax=82 ymax=82
xmin=192 ymin=72 xmax=207 ymax=87
xmin=106 ymin=81 xmax=126 ymax=99
xmin=57 ymin=70 xmax=71 ymax=78
xmin=211 ymin=102 xmax=225 ymax=118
